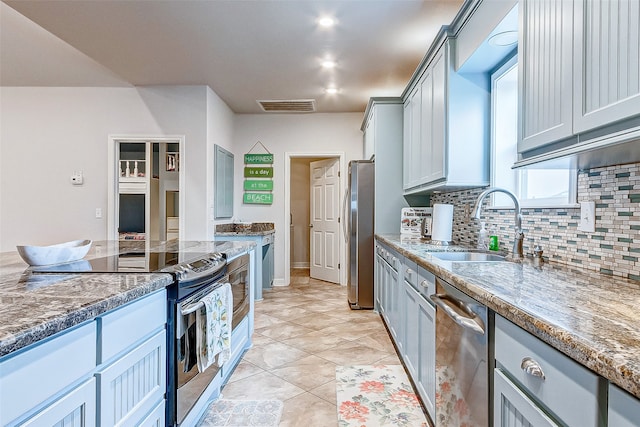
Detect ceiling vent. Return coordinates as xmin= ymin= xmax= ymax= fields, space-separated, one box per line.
xmin=257 ymin=99 xmax=316 ymax=113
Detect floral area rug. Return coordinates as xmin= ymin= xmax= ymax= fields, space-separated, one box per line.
xmin=336 ymin=365 xmax=428 ymax=427
xmin=195 ymin=399 xmax=283 ymax=427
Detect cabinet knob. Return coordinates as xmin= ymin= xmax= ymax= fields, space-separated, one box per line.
xmin=406 ymin=268 xmax=414 ymax=276
xmin=420 ymin=280 xmax=429 ymax=288
xmin=521 ymin=357 xmax=546 ymax=380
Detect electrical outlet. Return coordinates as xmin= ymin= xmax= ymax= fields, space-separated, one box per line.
xmin=578 ymin=201 xmax=595 ymax=232
xmin=95 ymin=208 xmax=102 ymax=219
xmin=71 ymin=170 xmax=84 ymax=185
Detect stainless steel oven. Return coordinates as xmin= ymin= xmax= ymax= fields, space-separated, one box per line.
xmin=227 ymin=253 xmax=250 ymax=329
xmin=168 ymin=253 xmax=250 ymax=426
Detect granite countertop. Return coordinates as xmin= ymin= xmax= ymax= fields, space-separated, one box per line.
xmin=215 ymin=222 xmax=275 ymax=236
xmin=377 ymin=234 xmax=640 ymax=399
xmin=0 ymin=239 xmax=256 ymax=358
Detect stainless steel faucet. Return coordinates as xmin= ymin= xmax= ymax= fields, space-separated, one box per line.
xmin=471 ymin=187 xmax=524 ymax=259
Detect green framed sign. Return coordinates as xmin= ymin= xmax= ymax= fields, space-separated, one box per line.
xmin=244 ymin=167 xmax=273 ymax=178
xmin=244 ymin=192 xmax=273 ymax=204
xmin=244 ymin=180 xmax=273 ymax=191
xmin=244 ymin=153 xmax=274 ymax=164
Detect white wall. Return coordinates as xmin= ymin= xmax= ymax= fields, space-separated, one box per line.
xmin=206 ymin=87 xmax=236 ymax=236
xmin=232 ymin=113 xmax=364 ymax=284
xmin=0 ymin=85 xmax=232 ymax=251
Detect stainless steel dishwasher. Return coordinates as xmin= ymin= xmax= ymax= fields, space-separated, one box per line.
xmin=430 ymin=277 xmax=489 ymax=426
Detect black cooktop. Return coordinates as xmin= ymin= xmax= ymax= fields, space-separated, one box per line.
xmin=30 ymin=251 xmax=211 ymax=274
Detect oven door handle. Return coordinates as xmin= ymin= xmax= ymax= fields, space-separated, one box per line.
xmin=430 ymin=293 xmax=485 ymax=335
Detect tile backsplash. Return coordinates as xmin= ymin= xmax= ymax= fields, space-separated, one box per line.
xmin=430 ymin=163 xmax=640 ymax=282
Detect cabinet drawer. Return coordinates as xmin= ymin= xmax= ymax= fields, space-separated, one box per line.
xmin=417 ymin=266 xmax=435 ymax=298
xmin=403 ymin=258 xmax=418 ymax=287
xmin=98 ymin=290 xmax=166 ymax=363
xmin=96 ymin=330 xmax=166 ymax=427
xmin=495 ymin=315 xmax=606 ymax=426
xmin=0 ymin=322 xmax=96 ymax=425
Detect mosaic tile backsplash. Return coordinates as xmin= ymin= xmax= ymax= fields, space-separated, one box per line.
xmin=430 ymin=163 xmax=640 ymax=282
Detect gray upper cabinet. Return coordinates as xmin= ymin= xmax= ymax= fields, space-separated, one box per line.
xmin=573 ymin=0 xmax=640 ymax=133
xmin=402 ymin=36 xmax=489 ymax=195
xmin=518 ymin=0 xmax=574 ymax=153
xmin=362 ymin=98 xmax=408 ymax=233
xmin=518 ymin=0 xmax=640 ymax=158
xmin=214 ymin=145 xmax=234 ymax=219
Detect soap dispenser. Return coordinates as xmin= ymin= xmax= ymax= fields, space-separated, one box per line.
xmin=477 ymin=222 xmax=489 ymax=250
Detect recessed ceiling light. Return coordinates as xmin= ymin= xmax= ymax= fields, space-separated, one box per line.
xmin=488 ymin=31 xmax=518 ymax=47
xmin=321 ymin=60 xmax=336 ymax=69
xmin=325 ymin=87 xmax=338 ymax=94
xmin=318 ymin=16 xmax=335 ymax=28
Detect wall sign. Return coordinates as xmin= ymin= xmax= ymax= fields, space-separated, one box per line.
xmin=244 ymin=193 xmax=273 ymax=204
xmin=244 ymin=167 xmax=273 ymax=178
xmin=243 ymin=141 xmax=273 ymax=205
xmin=244 ymin=180 xmax=274 ymax=191
xmin=244 ymin=153 xmax=274 ymax=164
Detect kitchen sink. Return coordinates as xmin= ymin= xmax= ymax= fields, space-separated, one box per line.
xmin=432 ymin=252 xmax=507 ymax=262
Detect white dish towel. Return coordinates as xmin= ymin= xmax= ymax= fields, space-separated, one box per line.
xmin=195 ymin=282 xmax=233 ymax=373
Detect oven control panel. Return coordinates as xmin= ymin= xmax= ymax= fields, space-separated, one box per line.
xmin=163 ymin=252 xmax=226 ymax=283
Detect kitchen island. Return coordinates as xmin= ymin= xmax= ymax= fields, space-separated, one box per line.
xmin=0 ymin=239 xmax=256 ymax=426
xmin=0 ymin=239 xmax=253 ymax=356
xmin=377 ymin=234 xmax=640 ymax=425
xmin=215 ymin=222 xmax=275 ymax=301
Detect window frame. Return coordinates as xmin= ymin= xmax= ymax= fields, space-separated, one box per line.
xmin=489 ymin=54 xmax=578 ymax=209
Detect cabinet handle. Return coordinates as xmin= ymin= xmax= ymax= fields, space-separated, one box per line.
xmin=521 ymin=357 xmax=546 ymax=380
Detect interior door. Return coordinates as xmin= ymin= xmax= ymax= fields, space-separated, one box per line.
xmin=309 ymin=158 xmax=341 ymax=284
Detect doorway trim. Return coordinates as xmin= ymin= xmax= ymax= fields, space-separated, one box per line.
xmin=107 ymin=134 xmax=186 ymax=242
xmin=284 ymin=151 xmax=346 ymax=288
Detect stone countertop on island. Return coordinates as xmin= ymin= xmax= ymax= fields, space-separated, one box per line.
xmin=0 ymin=240 xmax=256 ymax=358
xmin=377 ymin=234 xmax=640 ymax=399
xmin=215 ymin=222 xmax=275 ymax=236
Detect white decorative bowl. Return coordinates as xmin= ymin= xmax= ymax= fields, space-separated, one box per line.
xmin=17 ymin=239 xmax=92 ymax=266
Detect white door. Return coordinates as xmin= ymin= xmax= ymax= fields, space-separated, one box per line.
xmin=310 ymin=158 xmax=341 ymax=284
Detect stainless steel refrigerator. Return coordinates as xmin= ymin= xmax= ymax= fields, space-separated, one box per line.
xmin=343 ymin=160 xmax=374 ymax=309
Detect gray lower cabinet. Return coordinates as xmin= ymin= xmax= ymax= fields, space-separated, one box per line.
xmin=376 ymin=243 xmax=402 ymax=343
xmin=402 ymin=278 xmax=436 ymax=420
xmin=494 ymin=368 xmax=558 ymax=427
xmin=20 ymin=378 xmax=97 ymax=427
xmin=0 ymin=290 xmax=167 ymax=427
xmin=608 ymin=384 xmax=640 ymax=427
xmin=374 ymin=245 xmax=385 ymax=315
xmin=375 ymin=240 xmax=436 ymax=421
xmin=495 ymin=315 xmax=606 ymax=426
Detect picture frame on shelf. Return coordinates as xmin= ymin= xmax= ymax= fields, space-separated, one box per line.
xmin=166 ymin=153 xmax=179 ymax=172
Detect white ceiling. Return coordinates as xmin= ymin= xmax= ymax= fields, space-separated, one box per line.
xmin=0 ymin=0 xmax=464 ymax=113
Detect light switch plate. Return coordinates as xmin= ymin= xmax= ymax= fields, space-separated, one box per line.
xmin=578 ymin=201 xmax=595 ymax=232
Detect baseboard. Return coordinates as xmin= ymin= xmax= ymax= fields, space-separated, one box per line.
xmin=273 ymin=278 xmax=287 ymax=287
xmin=291 ymin=262 xmax=310 ymax=269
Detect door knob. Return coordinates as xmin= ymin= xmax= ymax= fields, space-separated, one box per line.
xmin=309 ymin=224 xmax=313 ymax=228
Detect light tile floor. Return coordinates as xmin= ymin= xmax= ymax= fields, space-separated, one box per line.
xmin=220 ymin=269 xmax=403 ymax=426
